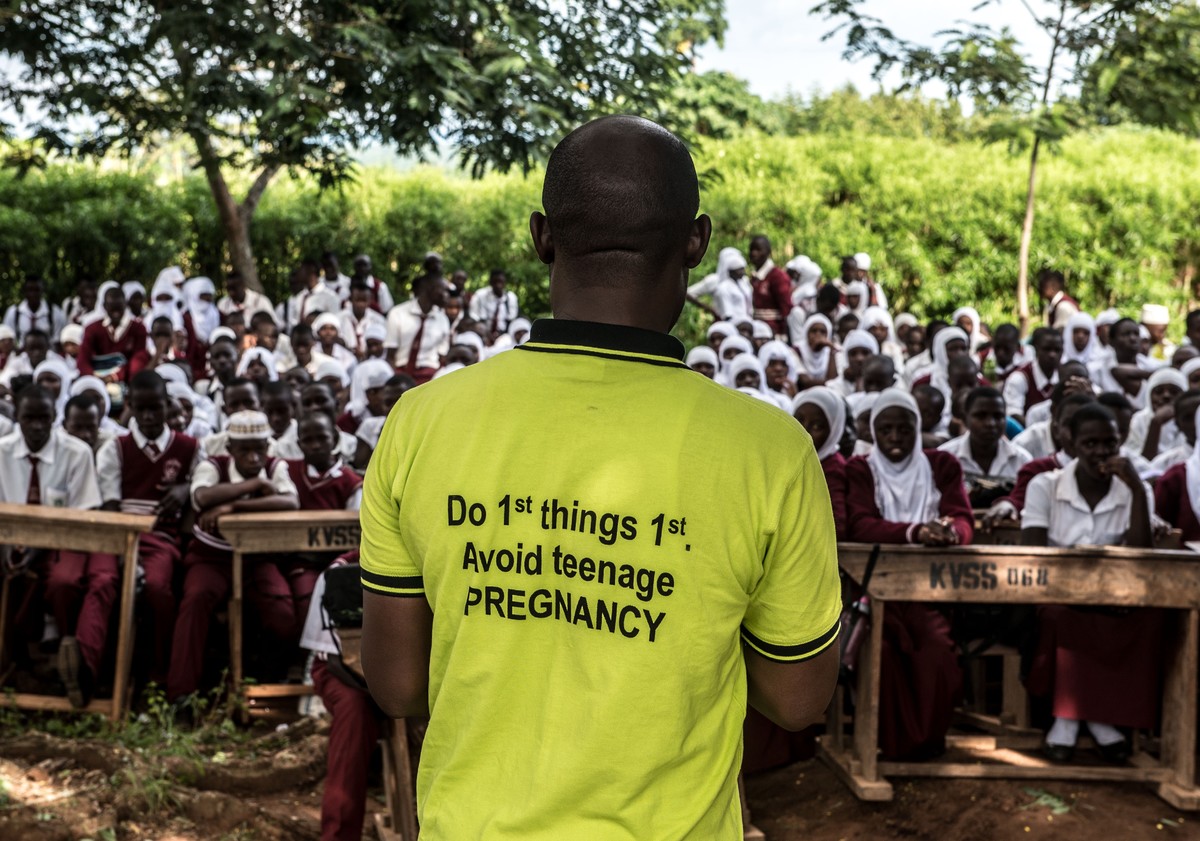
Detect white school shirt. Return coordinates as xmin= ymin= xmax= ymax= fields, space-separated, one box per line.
xmin=1002 ymin=364 xmax=1057 ymax=418
xmin=1147 ymin=444 xmax=1191 ymax=479
xmin=299 ymin=570 xmax=340 ymax=657
xmin=95 ymin=423 xmax=197 ymax=506
xmin=298 ymin=460 xmax=362 ymax=511
xmin=1125 ymin=407 xmax=1184 ymax=458
xmin=384 ymin=299 xmax=450 ymax=370
xmin=338 ymin=307 xmax=387 ymax=354
xmin=217 ymin=290 xmax=274 ymax=321
xmin=189 ymin=453 xmax=297 ymax=509
xmin=1013 ymin=421 xmax=1055 ymax=460
xmin=904 ymin=349 xmax=932 ymax=383
xmin=1094 ymin=354 xmax=1163 ymax=411
xmin=711 ymin=278 xmax=753 ymax=321
xmin=467 ymin=288 xmax=520 ymax=333
xmin=277 ymin=282 xmax=341 ymax=332
xmin=687 ymin=272 xmax=719 ymax=299
xmin=1021 ymin=460 xmax=1151 ymax=547
xmin=270 ymin=421 xmax=358 ymax=462
xmin=938 ymin=434 xmax=1032 ymax=485
xmin=3 ymin=300 xmax=66 ymax=344
xmin=0 ymin=427 xmax=101 ymax=509
xmin=355 ymin=415 xmax=387 ymax=451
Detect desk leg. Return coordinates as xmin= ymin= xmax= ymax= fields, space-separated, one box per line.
xmin=110 ymin=531 xmax=141 ymax=722
xmin=230 ymin=551 xmax=244 ymax=720
xmin=854 ymin=599 xmax=883 ymax=783
xmin=1159 ymin=608 xmax=1200 ymax=809
xmin=0 ymin=573 xmax=10 ymax=675
xmin=392 ymin=719 xmax=419 ymax=841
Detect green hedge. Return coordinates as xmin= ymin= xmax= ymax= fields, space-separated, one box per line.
xmin=3 ymin=126 xmax=1199 ymax=339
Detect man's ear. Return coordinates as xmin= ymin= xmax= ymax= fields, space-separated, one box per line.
xmin=529 ymin=212 xmax=554 ymax=266
xmin=685 ymin=214 xmax=713 ymax=270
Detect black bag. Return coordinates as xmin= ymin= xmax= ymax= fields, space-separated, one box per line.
xmin=322 ymin=564 xmax=364 ymax=629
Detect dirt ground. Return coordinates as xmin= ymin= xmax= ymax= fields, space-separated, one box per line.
xmin=0 ymin=728 xmax=1194 ymax=840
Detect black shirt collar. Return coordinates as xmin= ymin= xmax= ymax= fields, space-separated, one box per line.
xmin=524 ymin=319 xmax=686 ymax=363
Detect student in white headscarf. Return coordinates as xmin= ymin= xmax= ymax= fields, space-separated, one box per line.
xmin=685 ymin=346 xmax=718 ymax=379
xmin=711 ymin=249 xmax=752 ymax=321
xmin=166 ymin=380 xmax=215 ymax=440
xmin=1062 ymin=312 xmax=1104 ymax=379
xmin=685 ymin=246 xmax=741 ymax=313
xmin=716 ymin=334 xmax=754 ymax=387
xmin=33 ymin=357 xmax=74 ymax=422
xmin=795 ymin=313 xmax=836 ymax=388
xmin=705 ymin=321 xmax=737 ymax=354
xmin=726 ymin=354 xmax=790 ymax=411
xmin=913 ymin=326 xmax=971 ymax=434
xmin=1126 ymin=366 xmax=1186 ymax=460
xmin=69 ymin=375 xmax=127 ymax=438
xmin=757 ymin=340 xmax=799 ymax=402
xmin=861 ymin=306 xmax=907 ymax=378
xmin=183 ymin=277 xmax=220 ymax=345
xmin=951 ymin=307 xmax=987 ymax=354
xmin=791 ymin=386 xmax=848 ymax=539
xmin=844 ymin=280 xmax=869 ymax=317
xmin=826 ymin=329 xmax=879 ymax=398
xmin=843 ymin=387 xmax=969 ymax=760
xmin=339 ymin=358 xmax=394 ymax=434
xmin=236 ymin=346 xmax=280 ymax=385
xmin=1153 ymin=390 xmax=1200 ymax=542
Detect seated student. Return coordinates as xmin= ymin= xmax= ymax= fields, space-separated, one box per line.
xmin=727 ymin=355 xmax=789 ymax=410
xmin=715 ymin=334 xmax=754 ymax=387
xmin=1154 ymin=391 xmax=1200 ymax=541
xmin=750 ymin=320 xmax=773 ymax=352
xmin=312 ymin=313 xmax=358 ymax=373
xmin=69 ymin=375 xmax=126 ymax=440
xmin=861 ymin=306 xmax=906 ymax=376
xmin=705 ymin=321 xmax=737 ymax=355
xmin=77 ymin=284 xmax=149 ymax=386
xmin=32 ymin=357 xmax=72 ymax=422
xmin=911 ymin=326 xmax=969 ymax=427
xmin=353 ymin=375 xmax=415 ymax=468
xmin=1146 ymin=388 xmax=1200 ymax=478
xmin=0 ymin=329 xmax=53 ymax=393
xmin=835 ymin=313 xmax=860 ymax=345
xmin=943 ymin=355 xmax=990 ymax=437
xmin=339 ymin=280 xmax=389 ymax=359
xmin=939 ymin=387 xmax=1033 ymax=508
xmin=1096 ymin=391 xmax=1154 ymax=479
xmin=685 ymin=346 xmax=718 ymax=380
xmin=850 ymin=395 xmax=878 ymax=456
xmin=795 ymin=313 xmax=837 ymax=389
xmin=314 ymin=359 xmax=351 ymax=409
xmin=1127 ymin=367 xmax=1187 ymax=461
xmin=845 ymin=388 xmax=971 ymax=759
xmin=263 ymin=414 xmax=365 ymax=652
xmin=977 ymin=323 xmax=1027 ymax=384
xmin=337 ymin=359 xmax=394 ymax=434
xmin=167 ymin=410 xmax=299 ymax=704
xmin=300 ymin=551 xmax=385 ymax=841
xmin=0 ymin=324 xmax=14 ymax=371
xmin=904 ymin=319 xmax=945 ymax=383
xmin=1023 ymin=361 xmax=1093 ymax=429
xmin=200 ymin=378 xmax=261 ymax=457
xmin=291 ymin=324 xmax=336 ymax=378
xmin=1014 ymin=381 xmax=1074 ymax=460
xmin=272 ymin=382 xmax=358 ymax=461
xmin=260 ymin=380 xmax=299 ymax=450
xmin=195 ymin=335 xmax=241 ymax=418
xmin=167 ymin=381 xmax=215 ymax=441
xmin=359 ymin=323 xmax=388 ymax=362
xmin=247 ymin=310 xmax=282 ymax=353
xmin=827 ymin=330 xmax=878 ymax=398
xmin=59 ymin=324 xmax=83 ymax=374
xmin=1002 ymin=327 xmax=1063 ymax=426
xmin=912 ymin=383 xmax=948 ymax=449
xmin=0 ymin=385 xmax=103 ymax=707
xmin=1096 ymin=317 xmax=1165 ymax=409
xmin=1022 ymin=404 xmax=1159 ymax=762
xmin=62 ymin=394 xmax=102 ymax=453
xmin=792 ymin=387 xmax=848 ymax=539
xmin=847 ymin=355 xmax=896 ymax=418
xmin=235 ymin=346 xmax=279 ymax=390
xmin=96 ymin=371 xmax=200 ymax=687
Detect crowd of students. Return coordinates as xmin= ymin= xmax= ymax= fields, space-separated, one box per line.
xmin=687 ymin=237 xmax=1198 ymax=768
xmin=0 ymin=237 xmax=1194 ymax=834
xmin=0 ymin=251 xmax=523 ymax=841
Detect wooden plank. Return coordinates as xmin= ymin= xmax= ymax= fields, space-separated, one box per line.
xmin=391 ymin=719 xmax=419 ymax=841
xmin=219 ymin=510 xmax=359 ymax=554
xmin=817 ymin=741 xmax=893 ymax=801
xmin=108 ymin=529 xmax=140 ymax=722
xmin=244 ymin=684 xmax=315 ymax=698
xmin=374 ymin=813 xmax=404 ymax=841
xmin=877 ymin=760 xmax=1170 ymax=783
xmin=0 ymin=503 xmax=154 ymax=555
xmin=230 ymin=551 xmax=245 ymax=721
xmin=1160 ymin=609 xmax=1198 ymax=790
xmin=837 ymin=543 xmax=1200 ymax=608
xmin=0 ymin=693 xmax=113 ymax=715
xmin=852 ymin=600 xmax=883 ymax=782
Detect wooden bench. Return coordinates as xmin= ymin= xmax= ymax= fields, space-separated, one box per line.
xmin=823 ymin=542 xmax=1200 ymax=809
xmin=218 ymin=510 xmax=360 ymax=716
xmin=0 ymin=502 xmax=156 ymax=721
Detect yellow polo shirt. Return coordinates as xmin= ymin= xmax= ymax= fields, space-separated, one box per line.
xmin=361 ymin=319 xmax=840 ymax=841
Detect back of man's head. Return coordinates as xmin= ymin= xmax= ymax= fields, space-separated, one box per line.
xmin=541 ymin=115 xmax=700 ymax=278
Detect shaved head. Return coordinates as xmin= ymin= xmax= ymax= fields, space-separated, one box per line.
xmin=542 ymin=115 xmax=700 ymax=267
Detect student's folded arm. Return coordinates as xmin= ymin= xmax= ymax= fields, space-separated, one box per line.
xmin=230 ymin=492 xmax=299 ymax=513
xmin=843 ymin=457 xmax=915 ymax=544
xmin=193 ymin=479 xmax=261 ymax=511
xmin=932 ymin=453 xmax=975 ymax=545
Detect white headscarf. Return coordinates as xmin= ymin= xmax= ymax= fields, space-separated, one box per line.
xmin=70 ymin=375 xmax=111 ymax=418
xmin=1148 ymin=366 xmax=1187 ymax=395
xmin=844 ymin=280 xmax=869 ymax=316
xmin=792 ymin=386 xmax=846 ymax=462
xmin=854 ymin=252 xmax=872 ymax=271
xmin=758 ymin=340 xmax=799 ymax=384
xmin=1181 ymin=357 xmax=1200 ymax=382
xmin=931 ymin=327 xmax=970 ymax=381
xmin=1063 ymin=312 xmax=1098 ymax=365
xmin=84 ymin=281 xmax=121 ymax=328
xmin=149 ymin=273 xmax=183 ymax=322
xmin=717 ymin=248 xmax=747 ymax=282
xmin=796 ymin=313 xmax=833 ymax=378
xmin=453 ymin=330 xmax=487 ymax=362
xmin=717 ymin=335 xmax=754 ymax=386
xmin=842 ymin=328 xmax=880 ymax=356
xmin=33 ymin=357 xmax=73 ymax=420
xmin=315 ymin=358 xmax=350 ymax=388
xmin=507 ymin=317 xmax=532 ymax=344
xmin=183 ymin=277 xmax=220 ymax=344
xmin=346 ymin=358 xmax=394 ymax=417
xmin=951 ymin=306 xmax=985 ymax=352
xmin=1186 ymin=436 xmax=1200 ymax=527
xmin=154 ymin=266 xmax=186 ymax=290
xmin=727 ymin=354 xmax=767 ymax=392
xmin=707 ymin=321 xmax=737 ymax=345
xmin=236 ymin=347 xmax=280 ymax=381
xmin=751 ymin=320 xmax=773 ymax=341
xmin=861 ymin=306 xmax=896 ymax=344
xmin=686 ymin=345 xmax=718 ymax=374
xmin=894 ymin=313 xmax=919 ymax=333
xmin=867 ymin=388 xmax=941 ymax=524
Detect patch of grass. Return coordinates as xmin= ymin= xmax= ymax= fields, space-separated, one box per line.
xmin=1020 ymin=787 xmax=1076 ymax=815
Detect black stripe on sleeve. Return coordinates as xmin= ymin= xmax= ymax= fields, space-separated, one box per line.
xmin=360 ymin=567 xmax=424 ymax=596
xmin=741 ymin=619 xmax=840 ymax=663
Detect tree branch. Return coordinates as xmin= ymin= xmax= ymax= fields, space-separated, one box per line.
xmin=240 ymin=164 xmax=280 ymax=221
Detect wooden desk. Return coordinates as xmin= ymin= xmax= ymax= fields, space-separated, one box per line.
xmin=219 ymin=510 xmax=360 ymax=714
xmin=824 ymin=542 xmax=1200 ymax=810
xmin=0 ymin=503 xmax=156 ymax=721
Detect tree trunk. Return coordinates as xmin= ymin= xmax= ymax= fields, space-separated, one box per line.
xmin=191 ymin=134 xmax=277 ymax=293
xmin=1016 ymin=135 xmax=1041 ymax=336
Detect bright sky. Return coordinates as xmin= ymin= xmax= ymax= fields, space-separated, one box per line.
xmin=696 ymin=0 xmax=1056 ymax=100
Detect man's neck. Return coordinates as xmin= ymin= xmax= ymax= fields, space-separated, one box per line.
xmin=969 ymin=436 xmax=998 ymax=472
xmin=415 ymin=296 xmax=434 ymax=315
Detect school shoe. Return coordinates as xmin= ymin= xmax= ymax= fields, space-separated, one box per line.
xmin=1041 ymin=741 xmax=1074 ymax=763
xmin=1096 ymin=739 xmax=1131 ymax=764
xmin=56 ymin=636 xmax=93 ymax=709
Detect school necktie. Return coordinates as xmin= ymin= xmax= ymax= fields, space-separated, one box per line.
xmin=490 ymin=296 xmax=502 ymax=335
xmin=26 ymin=456 xmax=41 ymax=506
xmin=406 ymin=313 xmax=427 ymax=372
xmin=146 ymin=441 xmax=160 ymax=458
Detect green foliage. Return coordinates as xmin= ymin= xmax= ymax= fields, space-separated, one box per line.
xmin=771 ymin=86 xmax=978 ymax=142
xmin=3 ymin=127 xmax=1200 ymax=338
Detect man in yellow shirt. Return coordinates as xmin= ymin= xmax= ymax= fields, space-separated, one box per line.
xmin=360 ymin=115 xmax=841 ymax=840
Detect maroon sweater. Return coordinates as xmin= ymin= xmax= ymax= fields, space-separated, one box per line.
xmin=821 ymin=452 xmax=848 ymax=541
xmin=286 ymin=460 xmax=362 ymax=511
xmin=845 ymin=450 xmax=974 ymax=545
xmin=117 ymin=431 xmax=199 ymax=536
xmin=78 ymin=318 xmax=149 ymax=380
xmin=1154 ymin=463 xmax=1200 ymax=542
